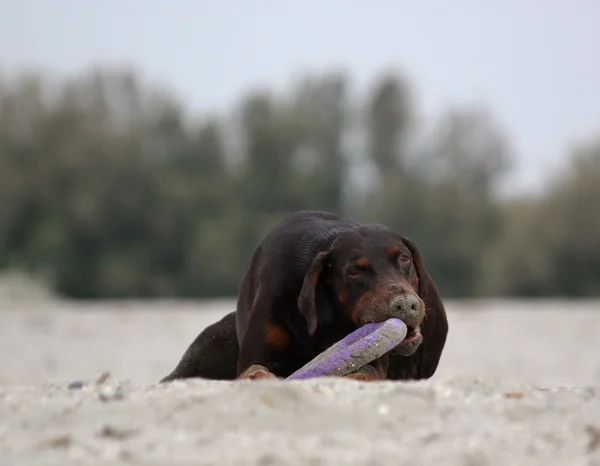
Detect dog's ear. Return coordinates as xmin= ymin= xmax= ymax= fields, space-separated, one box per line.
xmin=400 ymin=236 xmax=426 ymax=296
xmin=400 ymin=236 xmax=449 ymax=379
xmin=298 ymin=250 xmax=331 ymax=337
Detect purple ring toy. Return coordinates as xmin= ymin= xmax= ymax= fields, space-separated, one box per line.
xmin=286 ymin=318 xmax=407 ymax=380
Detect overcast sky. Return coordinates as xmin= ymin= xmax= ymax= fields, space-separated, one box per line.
xmin=1 ymin=0 xmax=599 ymax=196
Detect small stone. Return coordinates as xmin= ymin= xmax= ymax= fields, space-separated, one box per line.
xmin=67 ymin=381 xmax=85 ymax=390
xmin=119 ymin=449 xmax=134 ymax=461
xmin=98 ymin=386 xmax=125 ymax=402
xmin=377 ymin=404 xmax=390 ymax=415
xmin=38 ymin=434 xmax=72 ymax=449
xmin=586 ymin=425 xmax=600 ymax=453
xmin=96 ymin=371 xmax=111 ymax=384
xmin=98 ymin=425 xmax=137 ymax=440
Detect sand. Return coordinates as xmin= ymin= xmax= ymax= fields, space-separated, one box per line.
xmin=1 ymin=298 xmax=600 ymax=465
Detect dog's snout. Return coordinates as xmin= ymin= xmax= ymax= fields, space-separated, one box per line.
xmin=388 ymin=294 xmax=424 ymax=326
xmin=389 ymin=293 xmax=420 ymax=313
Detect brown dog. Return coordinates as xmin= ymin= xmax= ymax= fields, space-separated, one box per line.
xmin=161 ymin=210 xmax=448 ymax=383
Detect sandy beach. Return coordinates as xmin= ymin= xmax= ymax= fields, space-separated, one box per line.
xmin=1 ymin=297 xmax=600 ymax=465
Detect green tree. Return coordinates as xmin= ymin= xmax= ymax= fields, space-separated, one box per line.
xmin=366 ymin=72 xmax=414 ymax=175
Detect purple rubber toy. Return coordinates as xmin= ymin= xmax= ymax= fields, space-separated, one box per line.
xmin=286 ymin=318 xmax=407 ymax=380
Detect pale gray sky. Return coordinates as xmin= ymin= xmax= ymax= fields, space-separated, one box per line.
xmin=1 ymin=0 xmax=599 ymax=196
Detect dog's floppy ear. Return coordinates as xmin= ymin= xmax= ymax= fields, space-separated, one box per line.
xmin=298 ymin=250 xmax=330 ymax=337
xmin=400 ymin=236 xmax=449 ymax=379
xmin=401 ymin=236 xmax=426 ymax=296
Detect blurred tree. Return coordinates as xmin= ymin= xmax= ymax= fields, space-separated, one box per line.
xmin=366 ymin=72 xmax=414 ymax=175
xmin=423 ymin=105 xmax=512 ymax=199
xmin=479 ymin=198 xmax=553 ymax=297
xmin=542 ymin=138 xmax=600 ymax=296
xmin=288 ymin=72 xmax=350 ymax=214
xmin=364 ymin=105 xmax=513 ymax=297
xmin=483 ymin=137 xmax=600 ymax=297
xmin=0 ymin=65 xmax=598 ymax=300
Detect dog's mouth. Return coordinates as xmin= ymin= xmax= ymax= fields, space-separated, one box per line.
xmin=401 ymin=325 xmax=421 ymax=345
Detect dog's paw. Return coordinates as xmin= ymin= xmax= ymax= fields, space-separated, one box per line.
xmin=343 ymin=365 xmax=381 ymax=382
xmin=237 ymin=364 xmax=277 ymax=380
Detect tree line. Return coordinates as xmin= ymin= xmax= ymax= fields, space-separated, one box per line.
xmin=0 ymin=66 xmax=598 ymax=299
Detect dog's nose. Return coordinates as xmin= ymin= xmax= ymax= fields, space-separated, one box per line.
xmin=388 ymin=294 xmax=424 ymax=327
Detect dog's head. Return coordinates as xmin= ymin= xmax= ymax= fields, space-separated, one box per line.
xmin=297 ymin=224 xmax=428 ymax=356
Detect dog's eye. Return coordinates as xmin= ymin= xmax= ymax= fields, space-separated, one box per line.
xmin=347 ymin=266 xmax=361 ymax=277
xmin=399 ymin=254 xmax=411 ymax=265
xmin=347 ymin=265 xmax=367 ymax=277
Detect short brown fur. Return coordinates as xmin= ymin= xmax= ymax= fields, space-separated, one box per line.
xmin=264 ymin=323 xmax=292 ymax=350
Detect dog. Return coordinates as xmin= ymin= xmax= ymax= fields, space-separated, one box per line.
xmin=161 ymin=210 xmax=448 ymax=383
